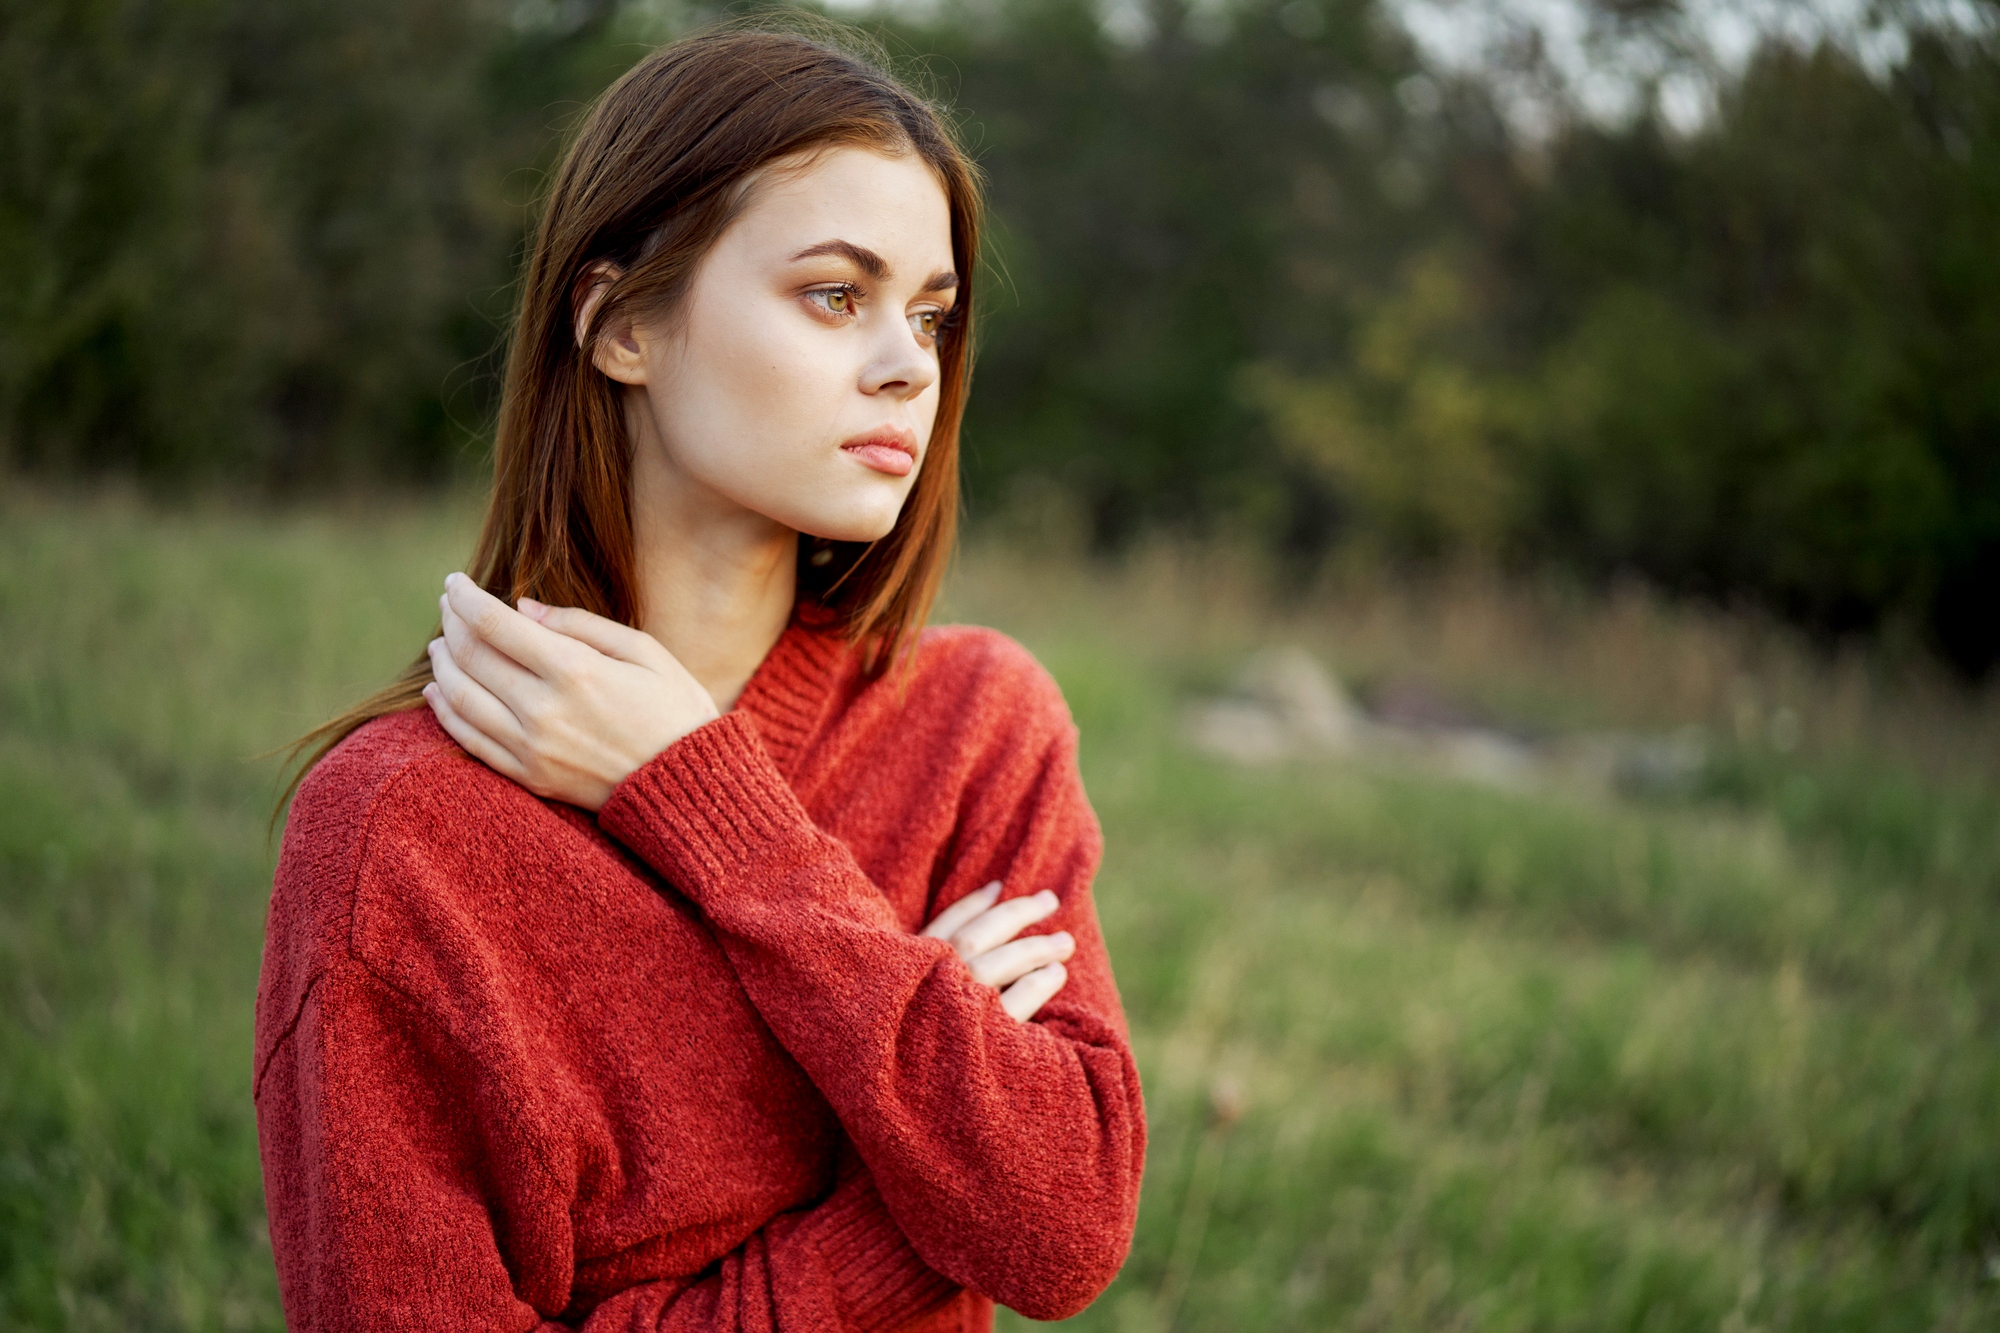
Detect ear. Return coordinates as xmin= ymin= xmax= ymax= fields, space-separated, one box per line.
xmin=573 ymin=262 xmax=648 ymax=386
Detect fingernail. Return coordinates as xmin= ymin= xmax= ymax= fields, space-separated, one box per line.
xmin=444 ymin=572 xmax=459 ymax=589
xmin=518 ymin=596 xmax=547 ymax=620
xmin=1052 ymin=931 xmax=1073 ymax=949
xmin=980 ymin=881 xmax=1003 ymax=899
xmin=1038 ymin=890 xmax=1058 ymax=905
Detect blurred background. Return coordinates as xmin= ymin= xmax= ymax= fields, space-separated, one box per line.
xmin=3 ymin=0 xmax=1999 ymax=1327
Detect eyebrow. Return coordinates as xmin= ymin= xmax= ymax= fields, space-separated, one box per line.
xmin=790 ymin=239 xmax=958 ymax=295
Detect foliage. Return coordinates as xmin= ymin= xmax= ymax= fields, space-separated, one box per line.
xmin=0 ymin=0 xmax=644 ymax=483
xmin=888 ymin=0 xmax=1450 ymax=550
xmin=1 ymin=0 xmax=493 ymax=480
xmin=1496 ymin=32 xmax=2000 ymax=674
xmin=2 ymin=0 xmax=1997 ymax=667
xmin=911 ymin=4 xmax=2000 ymax=670
xmin=1243 ymin=251 xmax=1519 ymax=562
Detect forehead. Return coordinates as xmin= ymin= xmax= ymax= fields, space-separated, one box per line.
xmin=727 ymin=146 xmax=954 ymax=268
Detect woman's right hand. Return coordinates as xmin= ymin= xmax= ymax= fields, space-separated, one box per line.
xmin=424 ymin=575 xmax=720 ymax=812
xmin=921 ymin=882 xmax=1074 ymax=1022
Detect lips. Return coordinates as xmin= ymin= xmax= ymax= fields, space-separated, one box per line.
xmin=840 ymin=428 xmax=918 ymax=478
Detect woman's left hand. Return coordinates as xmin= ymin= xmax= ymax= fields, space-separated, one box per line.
xmin=423 ymin=573 xmax=720 ymax=810
xmin=921 ymin=882 xmax=1075 ymax=1021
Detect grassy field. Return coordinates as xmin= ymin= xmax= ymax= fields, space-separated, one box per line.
xmin=2 ymin=491 xmax=1997 ymax=1330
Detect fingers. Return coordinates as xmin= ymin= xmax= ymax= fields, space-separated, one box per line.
xmin=440 ymin=596 xmax=541 ymax=705
xmin=426 ymin=634 xmax=529 ymax=746
xmin=967 ymin=930 xmax=1075 ymax=989
xmin=920 ymin=881 xmax=1002 ymax=940
xmin=924 ymin=884 xmax=1072 ymax=1011
xmin=1000 ymin=962 xmax=1068 ymax=1023
xmin=519 ymin=598 xmax=662 ymax=667
xmin=947 ymin=889 xmax=1060 ymax=961
xmin=423 ymin=677 xmax=530 ymax=784
xmin=442 ymin=573 xmax=576 ymax=680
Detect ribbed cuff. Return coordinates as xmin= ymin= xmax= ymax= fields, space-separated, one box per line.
xmin=802 ymin=1163 xmax=959 ymax=1331
xmin=598 ymin=712 xmax=819 ymax=892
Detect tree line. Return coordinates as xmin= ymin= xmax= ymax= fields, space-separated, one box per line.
xmin=3 ymin=0 xmax=1995 ymax=671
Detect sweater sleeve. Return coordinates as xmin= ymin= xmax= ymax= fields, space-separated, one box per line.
xmin=255 ymin=959 xmax=958 ymax=1332
xmin=596 ymin=695 xmax=1146 ymax=1321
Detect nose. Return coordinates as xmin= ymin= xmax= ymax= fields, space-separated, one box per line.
xmin=859 ymin=318 xmax=938 ymax=402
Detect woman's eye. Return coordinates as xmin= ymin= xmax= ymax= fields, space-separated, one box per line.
xmin=808 ymin=287 xmax=855 ymax=316
xmin=910 ymin=308 xmax=942 ymax=339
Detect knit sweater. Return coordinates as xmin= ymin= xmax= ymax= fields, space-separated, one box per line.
xmin=253 ymin=610 xmax=1146 ymax=1331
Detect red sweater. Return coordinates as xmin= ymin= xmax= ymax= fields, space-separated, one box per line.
xmin=254 ymin=611 xmax=1145 ymax=1331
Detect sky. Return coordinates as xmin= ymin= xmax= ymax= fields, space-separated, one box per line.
xmin=805 ymin=0 xmax=1990 ymax=135
xmin=1393 ymin=0 xmax=1990 ymax=134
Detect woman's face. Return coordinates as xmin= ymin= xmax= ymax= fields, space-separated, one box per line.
xmin=596 ymin=146 xmax=958 ymax=544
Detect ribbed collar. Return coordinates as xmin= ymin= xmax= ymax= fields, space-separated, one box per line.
xmin=731 ymin=601 xmax=851 ymax=777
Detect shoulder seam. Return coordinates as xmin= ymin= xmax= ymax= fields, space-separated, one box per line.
xmin=253 ymin=724 xmax=458 ymax=1101
xmin=339 ymin=730 xmax=461 ymax=962
xmin=315 ymin=729 xmax=569 ymax=1198
xmin=252 ymin=966 xmax=327 ymax=1100
xmin=250 ymin=953 xmax=568 ymax=1199
xmin=351 ymin=946 xmax=570 ymax=1194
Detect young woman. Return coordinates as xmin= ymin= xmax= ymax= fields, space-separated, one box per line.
xmin=255 ymin=27 xmax=1144 ymax=1333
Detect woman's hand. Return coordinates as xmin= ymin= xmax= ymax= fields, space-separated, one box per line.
xmin=423 ymin=573 xmax=720 ymax=810
xmin=922 ymin=882 xmax=1075 ymax=1022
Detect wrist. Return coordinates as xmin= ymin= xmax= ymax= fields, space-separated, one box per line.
xmin=599 ymin=713 xmax=809 ymax=878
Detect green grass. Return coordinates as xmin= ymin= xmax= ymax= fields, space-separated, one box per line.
xmin=2 ymin=492 xmax=1996 ymax=1330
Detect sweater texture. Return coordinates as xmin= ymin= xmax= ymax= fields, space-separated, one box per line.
xmin=254 ymin=609 xmax=1145 ymax=1331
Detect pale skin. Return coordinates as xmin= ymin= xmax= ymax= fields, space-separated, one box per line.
xmin=422 ymin=145 xmax=1074 ymax=1022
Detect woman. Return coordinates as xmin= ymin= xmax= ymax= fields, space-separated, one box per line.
xmin=256 ymin=26 xmax=1145 ymax=1332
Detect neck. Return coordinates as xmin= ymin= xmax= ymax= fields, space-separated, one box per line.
xmin=628 ymin=442 xmax=797 ymax=714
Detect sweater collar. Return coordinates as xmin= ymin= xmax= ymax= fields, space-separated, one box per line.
xmin=731 ymin=600 xmax=850 ymax=776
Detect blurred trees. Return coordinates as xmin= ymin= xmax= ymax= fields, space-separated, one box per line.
xmin=899 ymin=0 xmax=1457 ymax=553
xmin=1493 ymin=28 xmax=2000 ymax=675
xmin=2 ymin=0 xmax=500 ymax=480
xmin=1 ymin=0 xmax=1995 ymax=670
xmin=0 ymin=0 xmax=637 ymax=481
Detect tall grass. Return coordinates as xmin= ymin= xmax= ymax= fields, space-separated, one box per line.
xmin=954 ymin=546 xmax=2000 ymax=1330
xmin=1 ymin=491 xmax=1994 ymax=1329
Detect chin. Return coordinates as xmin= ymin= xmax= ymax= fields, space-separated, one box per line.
xmin=783 ymin=486 xmax=912 ymax=545
xmin=800 ymin=511 xmax=903 ymax=544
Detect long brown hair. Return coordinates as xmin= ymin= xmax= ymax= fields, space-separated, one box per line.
xmin=281 ymin=26 xmax=981 ymax=808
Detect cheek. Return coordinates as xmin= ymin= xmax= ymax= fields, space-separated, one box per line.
xmin=637 ymin=289 xmax=936 ymax=542
xmin=658 ymin=309 xmax=846 ymax=468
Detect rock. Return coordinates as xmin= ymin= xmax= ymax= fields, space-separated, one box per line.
xmin=1233 ymin=646 xmax=1362 ymax=752
xmin=1438 ymin=727 xmax=1538 ymax=788
xmin=1181 ymin=647 xmax=1359 ymax=763
xmin=1182 ymin=698 xmax=1298 ymax=764
xmin=1185 ymin=645 xmax=1710 ymax=799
